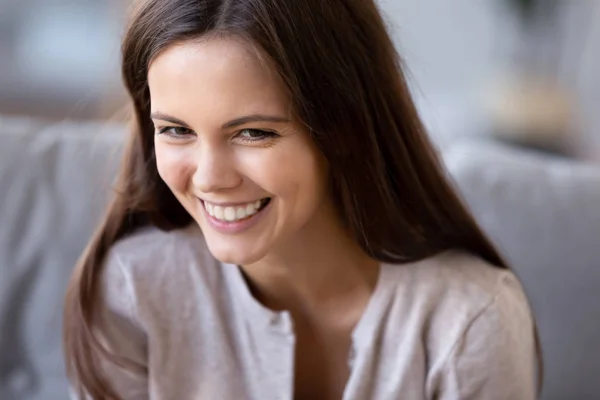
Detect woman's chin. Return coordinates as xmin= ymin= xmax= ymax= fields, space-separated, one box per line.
xmin=205 ymin=238 xmax=266 ymax=266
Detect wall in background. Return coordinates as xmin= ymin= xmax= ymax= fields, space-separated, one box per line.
xmin=0 ymin=0 xmax=126 ymax=119
xmin=0 ymin=0 xmax=598 ymax=154
xmin=378 ymin=0 xmax=600 ymax=155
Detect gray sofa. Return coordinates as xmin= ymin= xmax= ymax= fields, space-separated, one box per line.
xmin=1 ymin=115 xmax=599 ymax=399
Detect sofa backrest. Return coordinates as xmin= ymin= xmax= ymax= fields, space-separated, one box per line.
xmin=0 ymin=116 xmax=125 ymax=400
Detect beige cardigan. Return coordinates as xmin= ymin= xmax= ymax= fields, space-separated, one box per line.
xmin=75 ymin=224 xmax=537 ymax=399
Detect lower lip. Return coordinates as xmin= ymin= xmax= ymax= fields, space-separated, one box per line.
xmin=200 ymin=199 xmax=271 ymax=234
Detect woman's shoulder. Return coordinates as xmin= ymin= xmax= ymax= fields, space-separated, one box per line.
xmin=383 ymin=250 xmax=533 ymax=346
xmin=109 ymin=223 xmax=206 ymax=263
xmin=106 ymin=223 xmax=211 ymax=275
xmin=101 ymin=223 xmax=219 ymax=306
xmin=391 ymin=250 xmax=527 ymax=311
xmin=395 ymin=251 xmax=537 ymax=397
xmin=383 ymin=251 xmax=535 ymax=374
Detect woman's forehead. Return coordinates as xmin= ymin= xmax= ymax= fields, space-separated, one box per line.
xmin=147 ymin=37 xmax=292 ymax=126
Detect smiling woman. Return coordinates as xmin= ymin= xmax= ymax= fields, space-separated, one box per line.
xmin=63 ymin=0 xmax=540 ymax=399
xmin=149 ymin=38 xmax=331 ymax=266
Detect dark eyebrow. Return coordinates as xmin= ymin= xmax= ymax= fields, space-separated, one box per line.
xmin=221 ymin=114 xmax=290 ymax=129
xmin=150 ymin=111 xmax=290 ymax=129
xmin=150 ymin=112 xmax=190 ymax=128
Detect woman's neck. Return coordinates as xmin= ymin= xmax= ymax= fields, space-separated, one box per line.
xmin=240 ymin=212 xmax=380 ymax=318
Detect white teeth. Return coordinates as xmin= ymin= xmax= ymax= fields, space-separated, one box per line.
xmin=214 ymin=205 xmax=224 ymax=220
xmin=204 ymin=199 xmax=266 ymax=222
xmin=224 ymin=207 xmax=236 ymax=221
xmin=236 ymin=207 xmax=246 ymax=219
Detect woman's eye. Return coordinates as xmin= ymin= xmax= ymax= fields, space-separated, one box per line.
xmin=236 ymin=129 xmax=279 ymax=142
xmin=157 ymin=126 xmax=194 ymax=138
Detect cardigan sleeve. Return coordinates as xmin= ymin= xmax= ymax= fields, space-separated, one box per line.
xmin=432 ymin=275 xmax=538 ymax=400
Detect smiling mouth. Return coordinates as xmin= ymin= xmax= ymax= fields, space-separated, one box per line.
xmin=203 ymin=198 xmax=271 ymax=223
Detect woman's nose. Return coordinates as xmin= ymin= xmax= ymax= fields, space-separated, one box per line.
xmin=191 ymin=145 xmax=242 ymax=194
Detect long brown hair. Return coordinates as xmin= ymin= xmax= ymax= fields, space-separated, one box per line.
xmin=64 ymin=0 xmax=538 ymax=398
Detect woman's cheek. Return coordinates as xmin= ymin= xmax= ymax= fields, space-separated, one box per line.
xmin=155 ymin=143 xmax=196 ymax=192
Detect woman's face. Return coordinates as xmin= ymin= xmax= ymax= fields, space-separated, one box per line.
xmin=148 ymin=37 xmax=331 ymax=265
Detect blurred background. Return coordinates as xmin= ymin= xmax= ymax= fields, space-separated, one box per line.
xmin=2 ymin=2 xmax=600 ymax=400
xmin=0 ymin=0 xmax=127 ymax=120
xmin=0 ymin=0 xmax=599 ymax=159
